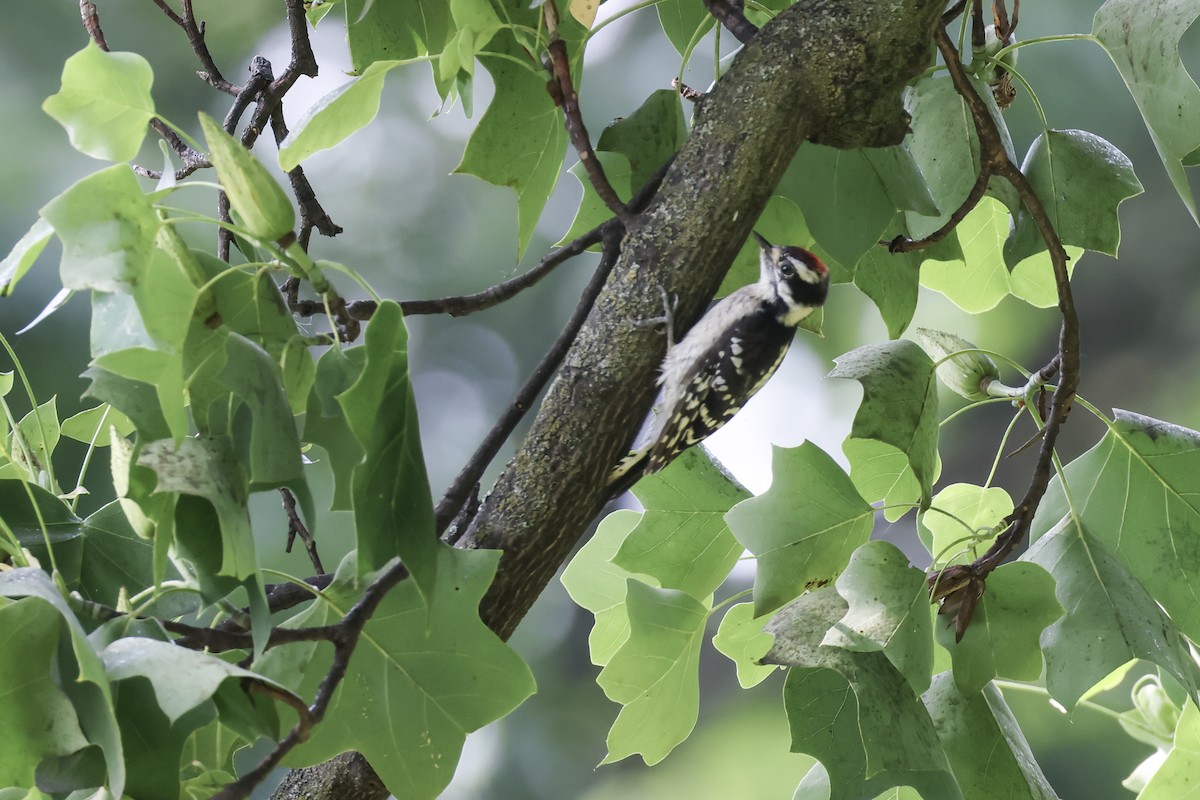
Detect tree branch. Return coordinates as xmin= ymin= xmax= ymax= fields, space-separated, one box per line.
xmin=924 ymin=26 xmax=1079 ymax=637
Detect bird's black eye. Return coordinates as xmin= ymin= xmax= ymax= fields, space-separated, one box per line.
xmin=779 ymin=260 xmax=796 ymax=277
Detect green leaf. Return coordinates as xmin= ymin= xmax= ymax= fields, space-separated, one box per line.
xmin=843 ymin=438 xmax=922 ymax=523
xmin=922 ymin=673 xmax=1060 ymax=799
xmin=904 ymin=76 xmax=1018 ymax=240
xmin=0 ymin=598 xmax=90 ymax=787
xmin=657 ymin=0 xmax=714 ymax=55
xmin=1030 ymin=411 xmax=1200 ymax=644
xmin=94 ymin=347 xmax=187 ymax=441
xmin=767 ymin=587 xmax=961 ymax=800
xmin=561 ymin=509 xmax=650 ymax=665
xmin=218 ymin=333 xmax=303 ymax=488
xmin=336 ymin=302 xmax=435 ymax=582
xmin=854 ymin=216 xmax=921 ymax=338
xmin=598 ymin=581 xmax=708 ymax=765
xmin=345 ymin=0 xmax=452 ymax=72
xmin=726 ymin=442 xmax=874 ymax=615
xmin=76 ymin=501 xmax=162 ymax=608
xmin=824 ymin=541 xmax=934 ymax=695
xmin=13 ymin=397 xmax=61 ymax=484
xmin=1007 ymin=247 xmax=1083 ymax=308
xmin=259 ymin=549 xmax=536 ymax=800
xmin=199 ymin=112 xmax=295 ymax=241
xmin=40 ymin=165 xmax=161 ymax=294
xmin=279 ymin=60 xmax=410 ymax=171
xmin=784 ymin=145 xmax=896 ymax=269
xmin=112 ymin=676 xmax=215 ymax=800
xmin=60 ymin=404 xmax=135 ymax=448
xmin=920 ymin=483 xmax=1012 ymax=566
xmin=596 ymin=89 xmax=686 ymax=191
xmin=81 ymin=365 xmax=172 ymax=443
xmin=1025 ymin=516 xmax=1200 ymax=711
xmin=0 ymin=568 xmax=124 ymax=798
xmin=828 ymin=339 xmax=939 ymax=505
xmin=303 ymin=347 xmax=365 ymax=511
xmin=1138 ymin=702 xmax=1200 ymax=798
xmin=136 ymin=436 xmax=256 ymax=580
xmin=920 ymin=197 xmax=1010 ymax=313
xmin=865 ymin=144 xmax=941 ymax=218
xmin=42 ymin=43 xmax=155 ymax=162
xmin=934 ymin=562 xmax=1062 ymax=696
xmin=0 ymin=218 xmax=53 ymax=297
xmin=613 ymin=447 xmax=749 ymax=599
xmin=101 ymin=637 xmax=292 ymax=723
xmin=455 ymin=42 xmax=566 ymax=257
xmin=1004 ymin=130 xmax=1143 ymax=265
xmin=1093 ymin=0 xmax=1200 ymax=223
xmin=712 ymin=602 xmax=777 ymax=688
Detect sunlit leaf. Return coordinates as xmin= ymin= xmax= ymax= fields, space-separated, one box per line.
xmin=42 ymin=43 xmax=155 ymax=162
xmin=726 ymin=442 xmax=873 ymax=615
xmin=712 ymin=602 xmax=777 ymax=688
xmin=598 ymin=581 xmax=708 ymax=765
xmin=279 ymin=60 xmax=409 ymax=171
xmin=828 ymin=339 xmax=939 ymax=505
xmin=614 ymin=447 xmax=748 ymax=599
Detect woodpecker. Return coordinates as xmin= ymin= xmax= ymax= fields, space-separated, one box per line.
xmin=609 ymin=232 xmax=830 ymax=493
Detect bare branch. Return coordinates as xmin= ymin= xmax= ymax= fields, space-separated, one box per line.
xmin=544 ymin=3 xmax=630 ymax=224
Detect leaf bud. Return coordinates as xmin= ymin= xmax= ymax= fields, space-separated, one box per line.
xmin=199 ymin=112 xmax=295 ymax=242
xmin=913 ymin=328 xmax=1000 ymax=402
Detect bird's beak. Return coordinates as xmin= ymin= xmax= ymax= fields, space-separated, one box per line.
xmin=752 ymin=231 xmax=772 ymax=250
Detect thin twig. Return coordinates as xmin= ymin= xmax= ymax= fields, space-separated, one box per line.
xmin=543 ymin=2 xmax=630 ymax=224
xmin=702 ymin=0 xmax=758 ymax=44
xmin=924 ymin=27 xmax=1079 ymax=637
xmin=80 ymin=1 xmax=110 ymax=50
xmin=281 ymin=487 xmax=325 ymax=574
xmin=434 ymin=226 xmax=626 ymax=533
xmin=886 ymin=167 xmax=990 ymax=252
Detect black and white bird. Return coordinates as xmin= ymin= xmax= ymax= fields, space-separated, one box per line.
xmin=609 ymin=232 xmax=830 ymax=493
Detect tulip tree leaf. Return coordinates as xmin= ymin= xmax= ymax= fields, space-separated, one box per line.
xmin=43 ymin=43 xmax=155 ymax=162
xmin=1093 ymin=0 xmax=1200 ymax=223
xmin=726 ymin=442 xmax=874 ymax=616
xmin=1024 ymin=516 xmax=1200 ymax=711
xmin=712 ymin=602 xmax=777 ymax=688
xmin=259 ymin=549 xmax=535 ymax=800
xmin=828 ymin=339 xmax=939 ymax=505
xmin=824 ymin=541 xmax=934 ymax=695
xmin=561 ymin=509 xmax=650 ymax=666
xmin=934 ymin=562 xmax=1063 ymax=696
xmin=1005 ymin=129 xmax=1143 ymax=265
xmin=922 ymin=673 xmax=1060 ymax=799
xmin=766 ymin=587 xmax=962 ymax=800
xmin=456 ymin=42 xmax=566 ymax=257
xmin=598 ymin=580 xmax=708 ymax=766
xmin=279 ymin=60 xmax=408 ymax=171
xmin=614 ymin=447 xmax=749 ymax=600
